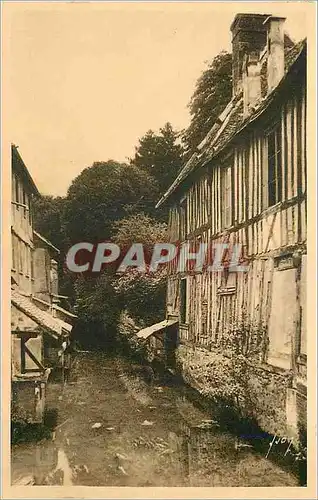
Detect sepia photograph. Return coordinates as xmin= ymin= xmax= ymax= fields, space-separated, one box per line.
xmin=1 ymin=1 xmax=317 ymax=498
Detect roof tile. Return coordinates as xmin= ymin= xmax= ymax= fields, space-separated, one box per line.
xmin=12 ymin=289 xmax=71 ymax=338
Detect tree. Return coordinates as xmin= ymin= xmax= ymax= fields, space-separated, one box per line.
xmin=32 ymin=195 xmax=68 ymax=252
xmin=132 ymin=122 xmax=184 ymax=198
xmin=183 ymin=51 xmax=232 ymax=155
xmin=73 ymin=214 xmax=168 ymax=349
xmin=64 ymin=160 xmax=158 ymax=244
xmin=112 ymin=213 xmax=167 ymax=250
xmin=112 ymin=213 xmax=168 ymax=325
xmin=73 ymin=272 xmax=120 ymax=350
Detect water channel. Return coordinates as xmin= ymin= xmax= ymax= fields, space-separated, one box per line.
xmin=11 ymin=352 xmax=301 ymax=487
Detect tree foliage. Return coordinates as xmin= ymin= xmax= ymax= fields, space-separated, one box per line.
xmin=31 ymin=50 xmax=232 ymax=351
xmin=73 ymin=272 xmax=120 ymax=350
xmin=183 ymin=51 xmax=232 ymax=155
xmin=112 ymin=214 xmax=168 ymax=325
xmin=112 ymin=213 xmax=167 ymax=249
xmin=132 ymin=122 xmax=184 ymax=199
xmin=64 ymin=160 xmax=158 ymax=244
xmin=32 ymin=195 xmax=68 ymax=251
xmin=30 ymin=51 xmax=232 ymax=351
xmin=114 ymin=268 xmax=167 ymax=325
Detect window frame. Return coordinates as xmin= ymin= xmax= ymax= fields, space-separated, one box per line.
xmin=220 ymin=161 xmax=233 ymax=229
xmin=11 ymin=235 xmax=17 ymax=271
xmin=22 ymin=189 xmax=27 ymax=219
xmin=15 ymin=175 xmax=20 ymax=209
xmin=266 ymin=122 xmax=283 ymax=207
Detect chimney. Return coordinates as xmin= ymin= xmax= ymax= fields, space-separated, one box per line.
xmin=242 ymin=52 xmax=261 ymax=116
xmin=264 ymin=16 xmax=286 ymax=92
xmin=231 ymin=13 xmax=269 ymax=96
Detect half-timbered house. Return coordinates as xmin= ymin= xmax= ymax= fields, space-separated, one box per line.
xmin=156 ymin=14 xmax=307 ymax=443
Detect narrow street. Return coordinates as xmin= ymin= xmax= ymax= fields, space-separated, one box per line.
xmin=12 ymin=352 xmax=299 ymax=487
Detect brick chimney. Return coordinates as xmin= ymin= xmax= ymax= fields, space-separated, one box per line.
xmin=242 ymin=52 xmax=261 ymax=116
xmin=231 ymin=13 xmax=269 ymax=95
xmin=264 ymin=16 xmax=286 ymax=92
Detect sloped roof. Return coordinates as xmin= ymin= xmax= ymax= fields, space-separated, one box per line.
xmin=53 ymin=304 xmax=77 ymax=319
xmin=198 ymin=98 xmax=244 ymax=165
xmin=11 ymin=289 xmax=71 ymax=339
xmin=11 ymin=145 xmax=40 ymax=197
xmin=285 ymin=38 xmax=306 ymax=71
xmin=156 ymin=38 xmax=306 ymax=208
xmin=136 ymin=318 xmax=178 ymax=340
xmin=33 ymin=231 xmax=60 ymax=254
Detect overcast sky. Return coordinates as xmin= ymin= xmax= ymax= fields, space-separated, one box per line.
xmin=5 ymin=2 xmax=308 ymax=196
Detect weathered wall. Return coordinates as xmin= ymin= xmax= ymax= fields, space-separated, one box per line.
xmin=11 ymin=169 xmax=34 ymax=295
xmin=175 ymin=343 xmax=305 ymax=445
xmin=33 ymin=247 xmax=51 ymax=303
xmin=11 ymin=380 xmax=46 ymax=424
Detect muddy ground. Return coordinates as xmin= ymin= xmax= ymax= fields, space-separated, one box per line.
xmin=11 ymin=352 xmax=300 ymax=487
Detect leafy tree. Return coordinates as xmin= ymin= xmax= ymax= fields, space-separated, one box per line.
xmin=70 ymin=213 xmax=168 ymax=349
xmin=32 ymin=195 xmax=68 ymax=252
xmin=132 ymin=122 xmax=184 ymax=199
xmin=112 ymin=213 xmax=167 ymax=249
xmin=114 ymin=268 xmax=167 ymax=325
xmin=64 ymin=160 xmax=158 ymax=244
xmin=112 ymin=213 xmax=168 ymax=325
xmin=183 ymin=51 xmax=232 ymax=155
xmin=73 ymin=272 xmax=120 ymax=350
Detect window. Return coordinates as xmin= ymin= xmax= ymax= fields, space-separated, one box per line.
xmin=215 ymin=272 xmax=236 ymax=343
xmin=26 ymin=246 xmax=31 ymax=277
xmin=22 ymin=189 xmax=27 ymax=218
xmin=23 ymin=243 xmax=27 ymax=274
xmin=12 ymin=175 xmax=16 ymax=202
xmin=18 ymin=241 xmax=23 ymax=273
xmin=180 ymin=278 xmax=188 ymax=324
xmin=50 ymin=260 xmax=59 ymax=295
xmin=12 ymin=236 xmax=17 ymax=270
xmin=215 ymin=292 xmax=236 ymax=343
xmin=31 ymin=249 xmax=35 ymax=279
xmin=15 ymin=175 xmax=19 ymax=208
xmin=221 ymin=164 xmax=232 ymax=228
xmin=29 ymin=198 xmax=32 ymax=225
xmin=267 ymin=125 xmax=282 ymax=206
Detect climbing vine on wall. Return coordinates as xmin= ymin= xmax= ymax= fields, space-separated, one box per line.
xmin=177 ymin=320 xmax=269 ymax=411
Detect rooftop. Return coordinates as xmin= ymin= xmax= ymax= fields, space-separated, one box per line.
xmin=11 ymin=145 xmax=40 ymax=197
xmin=156 ymin=38 xmax=306 ymax=208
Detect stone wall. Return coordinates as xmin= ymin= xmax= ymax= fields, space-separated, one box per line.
xmin=175 ymin=343 xmax=304 ymax=445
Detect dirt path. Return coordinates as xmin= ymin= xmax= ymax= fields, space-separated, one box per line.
xmin=11 ymin=352 xmax=300 ymax=487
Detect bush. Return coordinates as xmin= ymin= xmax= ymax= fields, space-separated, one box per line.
xmin=113 ymin=266 xmax=167 ymax=325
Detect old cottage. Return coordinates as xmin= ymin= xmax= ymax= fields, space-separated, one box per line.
xmin=11 ymin=145 xmax=75 ymax=423
xmin=155 ymin=14 xmax=307 ymax=444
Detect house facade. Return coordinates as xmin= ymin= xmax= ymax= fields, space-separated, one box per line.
xmin=156 ymin=14 xmax=307 ymax=444
xmin=11 ymin=145 xmax=75 ymax=423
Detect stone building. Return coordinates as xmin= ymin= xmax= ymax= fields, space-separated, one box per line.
xmin=155 ymin=14 xmax=307 ymax=444
xmin=11 ymin=145 xmax=75 ymax=424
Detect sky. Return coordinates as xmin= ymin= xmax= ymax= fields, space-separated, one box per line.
xmin=4 ymin=2 xmax=309 ymax=196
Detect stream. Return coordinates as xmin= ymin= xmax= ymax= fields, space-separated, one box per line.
xmin=11 ymin=352 xmax=300 ymax=487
